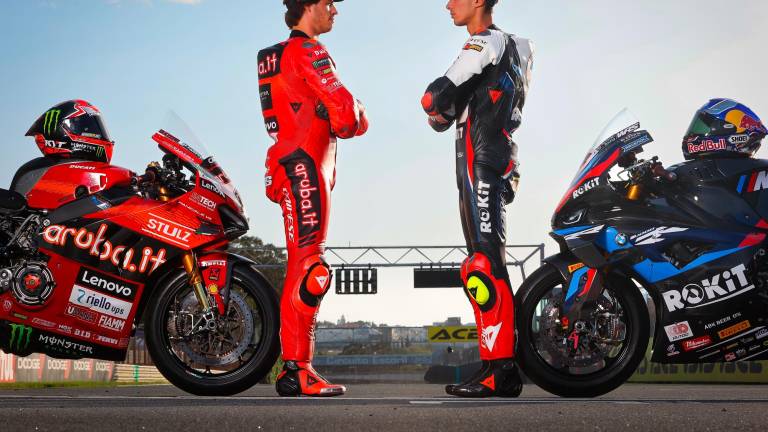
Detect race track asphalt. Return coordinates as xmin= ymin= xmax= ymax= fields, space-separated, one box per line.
xmin=1 ymin=383 xmax=767 ymax=431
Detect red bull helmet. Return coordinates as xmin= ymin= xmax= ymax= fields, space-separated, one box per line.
xmin=682 ymin=98 xmax=768 ymax=160
xmin=26 ymin=100 xmax=114 ymax=163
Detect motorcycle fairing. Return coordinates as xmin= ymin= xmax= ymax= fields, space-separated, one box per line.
xmin=0 ymin=319 xmax=125 ymax=360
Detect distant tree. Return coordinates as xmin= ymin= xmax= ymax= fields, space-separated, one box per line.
xmin=229 ymin=235 xmax=286 ymax=295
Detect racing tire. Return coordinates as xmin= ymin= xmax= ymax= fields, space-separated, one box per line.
xmin=145 ymin=266 xmax=280 ymax=396
xmin=515 ymin=264 xmax=649 ymax=398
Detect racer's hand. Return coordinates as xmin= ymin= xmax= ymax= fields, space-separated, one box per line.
xmin=355 ymin=99 xmax=369 ymax=136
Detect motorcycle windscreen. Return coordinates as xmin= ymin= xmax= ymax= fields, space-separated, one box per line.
xmin=153 ymin=111 xmax=245 ymax=214
xmin=555 ymin=109 xmax=654 ymax=212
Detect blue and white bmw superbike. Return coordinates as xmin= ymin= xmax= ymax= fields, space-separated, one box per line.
xmin=516 ymin=110 xmax=768 ymax=397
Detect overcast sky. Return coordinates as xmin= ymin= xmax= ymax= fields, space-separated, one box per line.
xmin=2 ymin=0 xmax=768 ymax=325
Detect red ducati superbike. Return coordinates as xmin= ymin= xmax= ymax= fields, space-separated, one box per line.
xmin=0 ymin=122 xmax=279 ymax=396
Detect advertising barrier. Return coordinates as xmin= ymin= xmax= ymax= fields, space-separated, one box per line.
xmin=0 ymin=352 xmax=114 ymax=383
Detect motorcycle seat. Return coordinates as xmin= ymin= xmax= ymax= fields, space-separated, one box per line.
xmin=0 ymin=188 xmax=26 ymax=214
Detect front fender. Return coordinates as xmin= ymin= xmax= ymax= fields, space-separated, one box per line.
xmin=542 ymin=252 xmax=604 ymax=320
xmin=197 ymin=251 xmax=278 ymax=309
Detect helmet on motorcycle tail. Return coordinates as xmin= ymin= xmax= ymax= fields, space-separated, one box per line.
xmin=682 ymin=98 xmax=768 ymax=160
xmin=25 ymin=100 xmax=114 ymax=163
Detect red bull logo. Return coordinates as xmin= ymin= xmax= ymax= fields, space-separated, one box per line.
xmin=740 ymin=115 xmax=765 ymax=133
xmin=688 ymin=139 xmax=726 ymax=154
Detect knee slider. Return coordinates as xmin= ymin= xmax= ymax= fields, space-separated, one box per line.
xmin=298 ymin=255 xmax=332 ymax=308
xmin=463 ymin=253 xmax=498 ymax=312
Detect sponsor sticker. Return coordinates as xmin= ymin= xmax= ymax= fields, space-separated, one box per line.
xmin=682 ymin=335 xmax=712 ymax=352
xmin=718 ymin=320 xmax=751 ymax=339
xmin=98 ymin=315 xmax=126 ymax=332
xmin=568 ymin=263 xmax=585 ymax=273
xmin=756 ymin=328 xmax=768 ymax=340
xmin=69 ymin=286 xmax=131 ymax=320
xmin=65 ymin=303 xmax=98 ymax=324
xmin=76 ymin=267 xmax=137 ymax=301
xmin=664 ymin=321 xmax=693 ymax=342
xmin=31 ymin=318 xmax=57 ymax=328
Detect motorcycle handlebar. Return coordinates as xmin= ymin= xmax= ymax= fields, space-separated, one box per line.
xmin=651 ymin=163 xmax=677 ymax=182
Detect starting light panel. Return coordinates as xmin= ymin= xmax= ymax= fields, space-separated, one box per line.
xmin=335 ymin=268 xmax=377 ymax=295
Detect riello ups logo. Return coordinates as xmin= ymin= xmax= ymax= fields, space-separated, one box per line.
xmin=663 ymin=264 xmax=754 ymax=312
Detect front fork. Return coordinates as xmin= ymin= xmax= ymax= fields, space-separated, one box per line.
xmin=182 ymin=252 xmax=223 ymax=332
xmin=560 ymin=266 xmax=605 ymax=350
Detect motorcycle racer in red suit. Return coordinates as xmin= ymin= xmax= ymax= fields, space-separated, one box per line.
xmin=258 ymin=0 xmax=368 ymax=397
xmin=421 ymin=0 xmax=533 ymax=397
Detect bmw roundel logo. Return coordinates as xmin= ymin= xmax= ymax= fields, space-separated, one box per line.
xmin=615 ymin=233 xmax=628 ymax=246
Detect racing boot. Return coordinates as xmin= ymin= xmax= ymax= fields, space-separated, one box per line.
xmin=445 ymin=358 xmax=522 ymax=398
xmin=276 ymin=360 xmax=346 ymax=397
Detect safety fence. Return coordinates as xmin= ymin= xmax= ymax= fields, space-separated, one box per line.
xmin=0 ymin=351 xmax=114 ymax=383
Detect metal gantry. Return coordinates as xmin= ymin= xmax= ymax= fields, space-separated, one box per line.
xmin=251 ymin=244 xmax=545 ymax=280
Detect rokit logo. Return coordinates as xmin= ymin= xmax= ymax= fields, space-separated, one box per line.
xmin=76 ymin=268 xmax=137 ymax=301
xmin=572 ymin=177 xmax=600 ymax=199
xmin=476 ymin=180 xmax=492 ymax=233
xmin=662 ymin=264 xmax=754 ymax=312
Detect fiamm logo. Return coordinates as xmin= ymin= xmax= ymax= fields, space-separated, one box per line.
xmin=43 ymin=110 xmax=61 ymax=135
xmin=9 ymin=324 xmax=33 ymax=351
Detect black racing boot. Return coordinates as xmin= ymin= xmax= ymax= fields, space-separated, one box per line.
xmin=445 ymin=360 xmax=490 ymax=395
xmin=276 ymin=361 xmax=346 ymax=397
xmin=445 ymin=358 xmax=522 ymax=398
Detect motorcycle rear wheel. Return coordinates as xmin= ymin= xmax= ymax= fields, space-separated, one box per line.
xmin=145 ymin=266 xmax=280 ymax=396
xmin=516 ymin=264 xmax=649 ymax=397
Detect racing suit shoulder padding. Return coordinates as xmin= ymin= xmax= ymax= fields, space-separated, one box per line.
xmin=287 ymin=38 xmax=360 ymax=139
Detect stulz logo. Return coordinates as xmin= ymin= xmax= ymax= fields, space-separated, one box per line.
xmin=77 ymin=268 xmax=137 ymax=301
xmin=572 ymin=177 xmax=600 ymax=199
xmin=664 ymin=321 xmax=693 ymax=342
xmin=42 ymin=223 xmax=167 ymax=275
xmin=662 ymin=264 xmax=754 ymax=312
xmin=143 ymin=214 xmax=193 ymax=247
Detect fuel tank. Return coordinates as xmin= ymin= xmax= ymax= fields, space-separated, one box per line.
xmin=667 ymin=157 xmax=768 ymax=228
xmin=10 ymin=157 xmax=133 ymax=210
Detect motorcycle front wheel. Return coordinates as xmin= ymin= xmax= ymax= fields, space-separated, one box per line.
xmin=516 ymin=264 xmax=649 ymax=397
xmin=145 ymin=266 xmax=280 ymax=396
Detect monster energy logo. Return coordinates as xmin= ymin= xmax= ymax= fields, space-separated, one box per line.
xmin=9 ymin=324 xmax=32 ymax=351
xmin=43 ymin=109 xmax=61 ymax=135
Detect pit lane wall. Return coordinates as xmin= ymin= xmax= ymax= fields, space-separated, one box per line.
xmin=0 ymin=352 xmax=114 ymax=383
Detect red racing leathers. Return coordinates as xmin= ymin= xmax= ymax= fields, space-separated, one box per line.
xmin=422 ymin=25 xmax=533 ymax=361
xmin=258 ymin=30 xmax=367 ymax=364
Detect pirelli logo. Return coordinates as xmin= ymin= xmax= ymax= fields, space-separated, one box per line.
xmin=718 ymin=320 xmax=751 ymax=339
